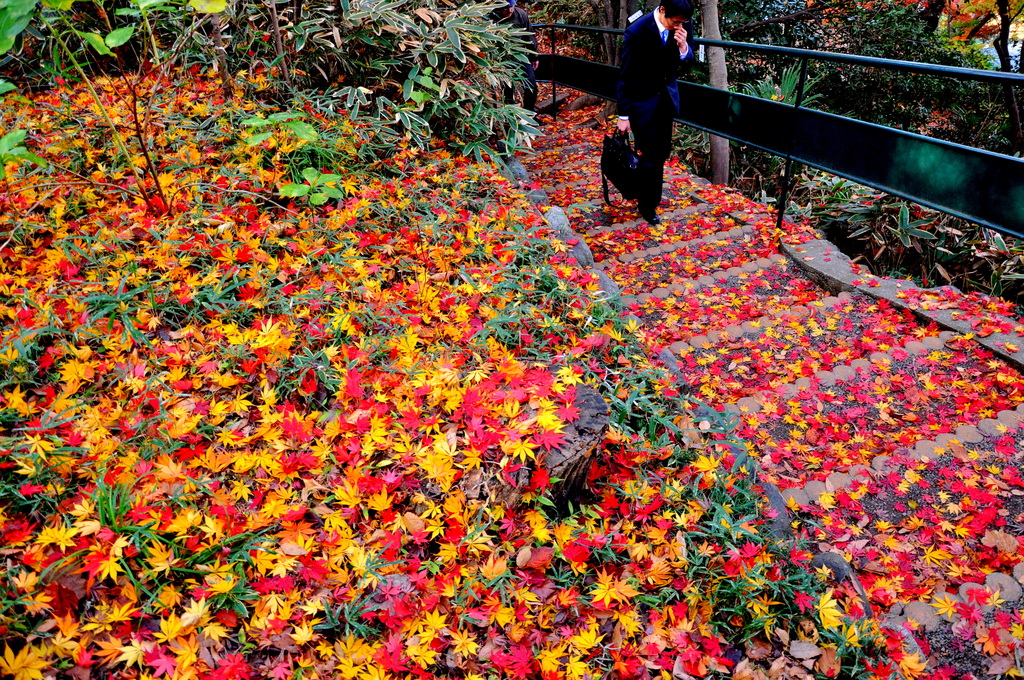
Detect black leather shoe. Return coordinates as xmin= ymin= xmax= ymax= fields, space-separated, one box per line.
xmin=642 ymin=213 xmax=662 ymax=226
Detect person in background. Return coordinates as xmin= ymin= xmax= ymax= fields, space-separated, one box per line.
xmin=494 ymin=0 xmax=539 ymax=112
xmin=615 ymin=0 xmax=695 ymax=225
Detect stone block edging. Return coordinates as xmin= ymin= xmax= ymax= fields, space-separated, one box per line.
xmin=615 ymin=225 xmax=754 ymax=264
xmin=620 ymin=254 xmax=788 ymax=308
xmin=782 ymin=239 xmax=1024 ymax=371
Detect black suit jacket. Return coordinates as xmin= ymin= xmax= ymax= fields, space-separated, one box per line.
xmin=616 ymin=12 xmax=695 ymax=134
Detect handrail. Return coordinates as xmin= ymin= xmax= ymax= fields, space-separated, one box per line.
xmin=535 ymin=23 xmax=1024 ymax=85
xmin=532 ymin=23 xmax=1024 ymax=239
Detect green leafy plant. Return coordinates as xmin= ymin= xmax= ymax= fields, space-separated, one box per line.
xmin=0 ymin=128 xmax=42 ymax=177
xmin=241 ymin=111 xmax=318 ymax=147
xmin=280 ymin=167 xmax=343 ymax=206
xmin=739 ymin=65 xmax=824 ymax=107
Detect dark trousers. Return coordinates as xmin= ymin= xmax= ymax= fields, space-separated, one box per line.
xmin=632 ymin=100 xmax=675 ymax=217
xmin=504 ymin=62 xmax=538 ymax=112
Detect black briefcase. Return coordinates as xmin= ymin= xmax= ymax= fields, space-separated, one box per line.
xmin=601 ymin=130 xmax=640 ymax=204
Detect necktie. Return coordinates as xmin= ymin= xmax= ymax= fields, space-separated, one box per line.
xmin=661 ymin=28 xmax=669 ymax=44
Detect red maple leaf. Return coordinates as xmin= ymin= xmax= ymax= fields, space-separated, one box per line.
xmin=146 ymin=649 xmax=178 ymax=678
xmin=533 ymin=429 xmax=566 ymax=451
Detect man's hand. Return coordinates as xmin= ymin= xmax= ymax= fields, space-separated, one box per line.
xmin=674 ymin=27 xmax=688 ymax=54
xmin=616 ymin=118 xmax=630 ymax=133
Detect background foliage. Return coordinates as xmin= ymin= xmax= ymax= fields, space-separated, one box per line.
xmin=0 ymin=0 xmax=540 ymax=158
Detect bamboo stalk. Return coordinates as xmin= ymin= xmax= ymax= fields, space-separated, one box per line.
xmin=211 ymin=12 xmax=235 ymax=98
xmin=267 ymin=0 xmax=293 ymax=88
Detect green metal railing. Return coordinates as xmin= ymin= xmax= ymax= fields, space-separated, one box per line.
xmin=534 ymin=24 xmax=1024 ymax=239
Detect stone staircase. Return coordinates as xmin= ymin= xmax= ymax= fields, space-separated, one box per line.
xmin=517 ymin=108 xmax=1024 ymax=675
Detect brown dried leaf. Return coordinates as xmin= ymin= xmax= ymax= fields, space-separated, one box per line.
xmin=733 ymin=659 xmax=755 ymax=680
xmin=745 ymin=636 xmax=773 ymax=661
xmin=982 ymin=529 xmax=1018 ymax=555
xmin=987 ymin=655 xmax=1013 ymax=675
xmin=789 ymin=640 xmax=821 ymax=660
xmin=814 ymin=646 xmax=841 ymax=677
xmin=403 ymin=512 xmax=425 ymax=534
xmin=775 ymin=627 xmax=790 ymax=646
xmin=797 ymin=619 xmax=819 ymax=643
xmin=279 ymin=541 xmax=308 ymax=556
xmin=950 ymin=442 xmax=971 ymax=461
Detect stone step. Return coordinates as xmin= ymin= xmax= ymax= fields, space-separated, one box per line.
xmin=544 ymin=167 xmax=688 ymax=197
xmin=785 ymin=238 xmax=1024 ymax=372
xmin=892 ymin=566 xmax=1024 ymax=673
xmin=587 ymin=205 xmax=818 ymax=266
xmin=622 ymin=256 xmax=828 ymax=346
xmin=585 ymin=202 xmax=718 ymax=251
xmin=613 ymin=224 xmax=756 ymax=264
xmin=520 ymin=141 xmax=597 ymax=167
xmin=543 ymin=171 xmax=701 ymax=215
xmin=722 ymin=339 xmax=1024 ymax=488
xmin=529 ymin=118 xmax=602 ymax=148
xmin=528 ymin=156 xmax=599 ymax=184
xmin=789 ymin=402 xmax=1024 ymax=612
xmin=520 ymin=112 xmax=1024 ymax=673
xmin=601 ymin=226 xmax=784 ymax=290
xmin=668 ymin=291 xmax=949 ymax=403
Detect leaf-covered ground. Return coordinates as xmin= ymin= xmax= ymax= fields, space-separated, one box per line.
xmin=520 ymin=104 xmax=1024 ymax=680
xmin=0 ymin=74 xmax=899 ymax=679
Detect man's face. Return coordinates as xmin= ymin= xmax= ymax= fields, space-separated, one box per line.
xmin=658 ymin=7 xmax=687 ymax=30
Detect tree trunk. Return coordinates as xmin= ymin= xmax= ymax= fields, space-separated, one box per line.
xmin=590 ymin=0 xmax=640 ymax=65
xmin=211 ymin=13 xmax=234 ymax=98
xmin=995 ymin=0 xmax=1024 ymax=153
xmin=461 ymin=385 xmax=609 ymax=513
xmin=700 ymin=0 xmax=730 ymax=184
xmin=919 ymin=0 xmax=946 ymax=33
xmin=267 ymin=0 xmax=293 ymax=88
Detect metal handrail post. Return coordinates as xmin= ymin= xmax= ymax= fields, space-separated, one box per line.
xmin=552 ymin=27 xmax=558 ymax=119
xmin=774 ymin=56 xmax=809 ymax=233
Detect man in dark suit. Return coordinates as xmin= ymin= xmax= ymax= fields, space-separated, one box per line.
xmin=616 ymin=0 xmax=696 ymax=225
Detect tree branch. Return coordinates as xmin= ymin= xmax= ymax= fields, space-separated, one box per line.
xmin=730 ymin=3 xmax=830 ymax=37
xmin=964 ymin=13 xmax=994 ymax=40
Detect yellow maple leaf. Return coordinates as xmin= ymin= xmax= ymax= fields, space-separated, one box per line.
xmin=291 ymin=621 xmax=317 ymax=645
xmin=480 ymin=555 xmax=508 ymax=581
xmin=842 ymin=623 xmax=860 ymax=647
xmin=570 ymin=623 xmax=604 ymax=652
xmin=508 ymin=438 xmax=537 ymax=463
xmin=922 ymin=546 xmax=952 ymax=566
xmin=366 ymin=489 xmax=391 ymax=512
xmin=212 ymin=372 xmax=243 ymax=388
xmin=591 ymin=570 xmax=637 ymax=608
xmin=154 ymin=613 xmax=186 ymax=645
xmin=116 ymin=638 xmax=145 ymax=667
xmin=818 ymin=589 xmax=843 ymax=630
xmin=422 ymin=610 xmax=447 ymax=632
xmin=692 ymin=454 xmax=720 ymax=475
xmin=552 ymin=523 xmax=574 ymax=548
xmin=450 ymin=628 xmax=480 ymax=656
xmin=898 ymin=653 xmax=927 ymax=678
xmin=0 ymin=644 xmax=48 ymax=680
xmin=931 ymin=593 xmax=959 ymax=618
xmin=145 ymin=541 xmax=178 ymax=577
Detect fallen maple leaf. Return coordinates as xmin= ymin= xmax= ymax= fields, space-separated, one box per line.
xmin=981 ymin=530 xmax=1018 ymax=555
